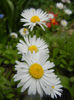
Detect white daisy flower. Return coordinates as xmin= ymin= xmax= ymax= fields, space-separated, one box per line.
xmin=48 ymin=14 xmax=54 ymax=19
xmin=64 ymin=9 xmax=72 ymax=15
xmin=61 ymin=0 xmax=71 ymax=3
xmin=13 ymin=52 xmax=55 ymax=97
xmin=19 ymin=28 xmax=29 ymax=37
xmin=10 ymin=32 xmax=18 ymax=38
xmin=56 ymin=2 xmax=64 ymax=9
xmin=21 ymin=8 xmax=49 ymax=31
xmin=46 ymin=78 xmax=63 ymax=98
xmin=16 ymin=35 xmax=49 ymax=54
xmin=61 ymin=19 xmax=68 ymax=27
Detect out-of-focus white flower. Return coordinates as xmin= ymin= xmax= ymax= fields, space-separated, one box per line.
xmin=48 ymin=13 xmax=54 ymax=19
xmin=19 ymin=28 xmax=29 ymax=37
xmin=61 ymin=20 xmax=68 ymax=27
xmin=10 ymin=32 xmax=18 ymax=38
xmin=13 ymin=52 xmax=56 ymax=97
xmin=64 ymin=9 xmax=72 ymax=15
xmin=21 ymin=8 xmax=49 ymax=31
xmin=61 ymin=0 xmax=71 ymax=3
xmin=56 ymin=2 xmax=64 ymax=9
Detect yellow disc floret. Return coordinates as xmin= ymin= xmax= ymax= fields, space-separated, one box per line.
xmin=52 ymin=86 xmax=55 ymax=89
xmin=63 ymin=22 xmax=66 ymax=25
xmin=12 ymin=35 xmax=16 ymax=38
xmin=29 ymin=63 xmax=44 ymax=79
xmin=28 ymin=45 xmax=38 ymax=53
xmin=23 ymin=28 xmax=27 ymax=34
xmin=31 ymin=16 xmax=40 ymax=23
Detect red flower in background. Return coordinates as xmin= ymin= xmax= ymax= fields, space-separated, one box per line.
xmin=46 ymin=11 xmax=59 ymax=28
xmin=46 ymin=22 xmax=51 ymax=28
xmin=48 ymin=12 xmax=58 ymax=20
xmin=51 ymin=18 xmax=59 ymax=25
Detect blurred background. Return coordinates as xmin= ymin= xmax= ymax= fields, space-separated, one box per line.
xmin=0 ymin=0 xmax=74 ymax=100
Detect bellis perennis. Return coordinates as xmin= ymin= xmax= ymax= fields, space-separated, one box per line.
xmin=56 ymin=2 xmax=64 ymax=9
xmin=64 ymin=9 xmax=72 ymax=15
xmin=10 ymin=32 xmax=18 ymax=38
xmin=61 ymin=19 xmax=68 ymax=27
xmin=14 ymin=52 xmax=62 ymax=98
xmin=19 ymin=28 xmax=29 ymax=37
xmin=17 ymin=35 xmax=49 ymax=55
xmin=21 ymin=8 xmax=49 ymax=31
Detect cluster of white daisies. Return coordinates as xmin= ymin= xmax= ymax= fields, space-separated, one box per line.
xmin=56 ymin=2 xmax=72 ymax=27
xmin=13 ymin=35 xmax=63 ymax=98
xmin=10 ymin=8 xmax=49 ymax=38
xmin=11 ymin=8 xmax=64 ymax=99
xmin=10 ymin=2 xmax=72 ymax=38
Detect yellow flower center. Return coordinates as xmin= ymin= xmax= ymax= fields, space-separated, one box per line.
xmin=52 ymin=86 xmax=55 ymax=89
xmin=23 ymin=28 xmax=27 ymax=34
xmin=28 ymin=45 xmax=38 ymax=53
xmin=63 ymin=22 xmax=66 ymax=25
xmin=30 ymin=16 xmax=40 ymax=23
xmin=12 ymin=35 xmax=16 ymax=38
xmin=29 ymin=63 xmax=44 ymax=79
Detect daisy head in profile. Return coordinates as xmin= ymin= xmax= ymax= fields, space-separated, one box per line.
xmin=13 ymin=52 xmax=56 ymax=97
xmin=20 ymin=8 xmax=49 ymax=31
xmin=10 ymin=32 xmax=18 ymax=38
xmin=16 ymin=35 xmax=49 ymax=55
xmin=46 ymin=77 xmax=63 ymax=98
xmin=19 ymin=28 xmax=29 ymax=37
